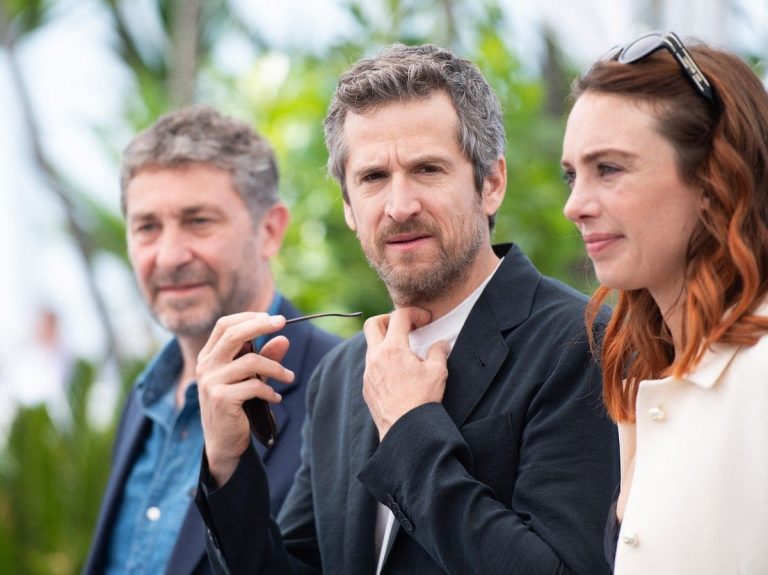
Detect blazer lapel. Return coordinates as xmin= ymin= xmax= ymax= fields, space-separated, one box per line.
xmin=442 ymin=245 xmax=538 ymax=426
xmin=442 ymin=295 xmax=510 ymax=426
xmin=165 ymin=503 xmax=206 ymax=574
xmin=85 ymin=393 xmax=151 ymax=571
xmin=111 ymin=392 xmax=153 ymax=482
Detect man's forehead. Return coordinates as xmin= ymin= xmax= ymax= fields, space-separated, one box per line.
xmin=124 ymin=165 xmax=242 ymax=214
xmin=345 ymin=105 xmax=460 ymax=165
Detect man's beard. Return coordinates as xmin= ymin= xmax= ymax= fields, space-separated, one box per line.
xmin=361 ymin=209 xmax=486 ymax=306
xmin=147 ymin=263 xmax=252 ymax=338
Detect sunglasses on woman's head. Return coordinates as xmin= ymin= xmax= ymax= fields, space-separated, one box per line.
xmin=601 ymin=31 xmax=715 ymax=105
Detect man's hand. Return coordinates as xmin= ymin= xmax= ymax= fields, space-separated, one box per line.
xmin=362 ymin=307 xmax=450 ymax=440
xmin=196 ymin=312 xmax=295 ymax=486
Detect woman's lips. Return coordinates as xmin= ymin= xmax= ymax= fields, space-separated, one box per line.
xmin=582 ymin=232 xmax=622 ymax=256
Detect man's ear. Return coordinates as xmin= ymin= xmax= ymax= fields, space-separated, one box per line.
xmin=258 ymin=203 xmax=290 ymax=259
xmin=343 ymin=199 xmax=357 ymax=232
xmin=482 ymin=156 xmax=507 ymax=216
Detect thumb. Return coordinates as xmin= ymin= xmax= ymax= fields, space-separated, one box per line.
xmin=426 ymin=340 xmax=451 ymax=363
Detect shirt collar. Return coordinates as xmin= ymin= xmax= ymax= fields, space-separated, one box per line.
xmin=685 ymin=342 xmax=740 ymax=389
xmin=137 ymin=338 xmax=184 ymax=407
xmin=684 ymin=300 xmax=768 ymax=388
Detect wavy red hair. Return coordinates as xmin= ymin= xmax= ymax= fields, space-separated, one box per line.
xmin=573 ymin=41 xmax=768 ymax=422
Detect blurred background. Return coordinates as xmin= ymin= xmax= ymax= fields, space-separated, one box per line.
xmin=0 ymin=0 xmax=765 ymax=572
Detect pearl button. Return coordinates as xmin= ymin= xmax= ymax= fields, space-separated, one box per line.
xmin=146 ymin=506 xmax=161 ymax=521
xmin=622 ymin=532 xmax=639 ymax=547
xmin=649 ymin=406 xmax=666 ymax=421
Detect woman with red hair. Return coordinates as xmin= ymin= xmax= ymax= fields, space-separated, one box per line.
xmin=562 ymin=31 xmax=768 ymax=574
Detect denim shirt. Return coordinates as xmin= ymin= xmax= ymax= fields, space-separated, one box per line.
xmin=104 ymin=339 xmax=204 ymax=574
xmin=104 ymin=294 xmax=283 ymax=573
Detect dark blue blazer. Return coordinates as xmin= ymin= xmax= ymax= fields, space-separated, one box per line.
xmin=83 ymin=298 xmax=341 ymax=575
xmin=198 ymin=244 xmax=620 ymax=574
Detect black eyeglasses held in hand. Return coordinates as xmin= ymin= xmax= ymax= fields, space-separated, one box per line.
xmin=601 ymin=31 xmax=715 ymax=105
xmin=236 ymin=311 xmax=363 ymax=447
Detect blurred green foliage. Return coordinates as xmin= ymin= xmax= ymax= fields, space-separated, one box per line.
xmin=0 ymin=0 xmax=593 ymax=572
xmin=0 ymin=359 xmax=143 ymax=574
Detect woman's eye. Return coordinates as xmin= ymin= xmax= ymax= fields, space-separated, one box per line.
xmin=562 ymin=169 xmax=576 ymax=188
xmin=598 ymin=164 xmax=620 ymax=177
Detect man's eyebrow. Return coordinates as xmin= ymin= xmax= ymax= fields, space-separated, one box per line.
xmin=351 ymin=163 xmax=386 ymax=176
xmin=179 ymin=205 xmax=230 ymax=220
xmin=128 ymin=204 xmax=222 ymax=221
xmin=127 ymin=210 xmax=157 ymax=222
xmin=179 ymin=205 xmax=213 ymax=216
xmin=352 ymin=153 xmax=451 ymax=171
xmin=408 ymin=153 xmax=453 ymax=167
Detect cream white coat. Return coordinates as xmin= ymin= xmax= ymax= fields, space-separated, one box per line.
xmin=615 ymin=325 xmax=768 ymax=574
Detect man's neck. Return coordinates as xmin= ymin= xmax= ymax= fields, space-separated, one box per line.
xmin=393 ymin=245 xmax=500 ymax=321
xmin=174 ymin=335 xmax=205 ymax=408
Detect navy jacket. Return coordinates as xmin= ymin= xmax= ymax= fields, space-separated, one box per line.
xmin=83 ymin=298 xmax=341 ymax=574
xmin=198 ymin=244 xmax=619 ymax=574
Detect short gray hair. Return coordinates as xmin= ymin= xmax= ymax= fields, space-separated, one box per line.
xmin=323 ymin=43 xmax=506 ymax=227
xmin=120 ymin=105 xmax=279 ymax=219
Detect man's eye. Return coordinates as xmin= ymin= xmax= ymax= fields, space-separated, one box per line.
xmin=361 ymin=172 xmax=385 ymax=183
xmin=134 ymin=222 xmax=158 ymax=233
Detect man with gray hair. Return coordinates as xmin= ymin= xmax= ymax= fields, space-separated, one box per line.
xmin=83 ymin=105 xmax=341 ymax=574
xmin=195 ymin=44 xmax=618 ymax=573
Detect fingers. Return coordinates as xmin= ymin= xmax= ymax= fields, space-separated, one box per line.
xmin=260 ymin=335 xmax=291 ymax=365
xmin=197 ymin=314 xmax=294 ymax=407
xmin=363 ymin=313 xmax=390 ymax=347
xmin=198 ymin=313 xmax=293 ymax=384
xmin=427 ymin=340 xmax=451 ymax=363
xmin=210 ymin=376 xmax=284 ymax=405
xmin=200 ymin=312 xmax=286 ymax=363
xmin=234 ymin=352 xmax=294 ymax=388
xmin=199 ymin=312 xmax=256 ymax=358
xmin=361 ymin=332 xmax=449 ymax=440
xmin=363 ymin=307 xmax=431 ymax=347
xmin=390 ymin=306 xmax=432 ymax=332
xmin=197 ymin=312 xmax=290 ymax=486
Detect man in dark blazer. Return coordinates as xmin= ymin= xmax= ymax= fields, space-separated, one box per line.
xmin=82 ymin=106 xmax=340 ymax=575
xmin=195 ymin=44 xmax=619 ymax=574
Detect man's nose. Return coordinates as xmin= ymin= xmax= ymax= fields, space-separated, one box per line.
xmin=384 ymin=175 xmax=422 ymax=222
xmin=154 ymin=228 xmax=193 ymax=268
